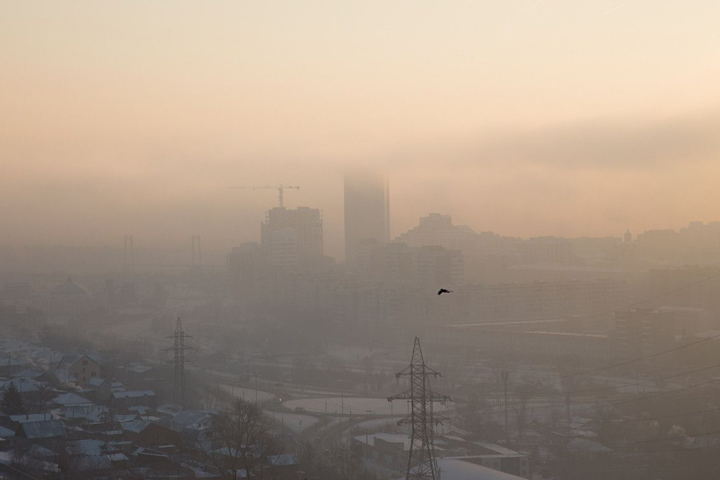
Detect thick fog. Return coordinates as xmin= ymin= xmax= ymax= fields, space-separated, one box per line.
xmin=2 ymin=2 xmax=720 ymax=480
xmin=3 ymin=1 xmax=720 ymax=261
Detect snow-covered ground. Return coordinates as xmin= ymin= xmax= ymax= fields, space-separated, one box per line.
xmin=326 ymin=346 xmax=377 ymax=361
xmin=354 ymin=417 xmax=403 ymax=430
xmin=265 ymin=411 xmax=319 ymax=433
xmin=282 ymin=397 xmax=449 ymax=416
xmin=220 ymin=385 xmax=275 ymax=403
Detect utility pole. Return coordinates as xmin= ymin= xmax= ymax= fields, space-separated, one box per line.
xmin=388 ymin=337 xmax=450 ymax=480
xmin=501 ymin=369 xmax=510 ymax=445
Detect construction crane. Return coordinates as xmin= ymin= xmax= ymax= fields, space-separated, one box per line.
xmin=229 ymin=185 xmax=300 ymax=208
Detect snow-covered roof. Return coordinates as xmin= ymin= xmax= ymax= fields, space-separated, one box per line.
xmin=121 ymin=419 xmax=151 ymax=434
xmin=112 ymin=390 xmax=155 ymax=399
xmin=106 ymin=452 xmax=128 ymax=462
xmin=53 ymin=392 xmax=93 ymax=407
xmin=87 ymin=377 xmax=105 ymax=387
xmin=472 ymin=443 xmax=521 ymax=456
xmin=156 ymin=403 xmax=184 ymax=417
xmin=45 ymin=369 xmax=77 ymax=384
xmin=10 ymin=413 xmax=57 ymax=423
xmin=20 ymin=419 xmax=66 ymax=439
xmin=66 ymin=439 xmax=105 ymax=456
xmin=76 ymin=455 xmax=112 ymax=471
xmin=437 ymin=458 xmax=526 ymax=480
xmin=269 ymin=453 xmax=297 ymax=467
xmin=0 ymin=377 xmax=44 ymax=393
xmin=29 ymin=444 xmax=56 ymax=458
xmin=0 ymin=357 xmax=27 ymax=367
xmin=126 ymin=363 xmax=153 ymax=374
xmin=59 ymin=405 xmax=107 ymax=420
xmin=59 ymin=354 xmax=103 ymax=368
xmin=171 ymin=409 xmax=212 ymax=431
xmin=353 ymin=433 xmax=411 ymax=451
xmin=11 ymin=369 xmax=43 ymax=379
xmin=566 ymin=438 xmax=613 ymax=453
xmin=52 ymin=277 xmax=88 ymax=296
xmin=128 ymin=406 xmax=151 ymax=415
xmin=114 ymin=414 xmax=140 ymax=423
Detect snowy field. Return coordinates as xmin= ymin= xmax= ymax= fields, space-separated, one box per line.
xmin=327 ymin=346 xmax=378 ymax=361
xmin=282 ymin=397 xmax=449 ymax=416
xmin=221 ymin=385 xmax=276 ymax=403
xmin=265 ymin=411 xmax=319 ymax=433
xmin=355 ymin=417 xmax=403 ymax=430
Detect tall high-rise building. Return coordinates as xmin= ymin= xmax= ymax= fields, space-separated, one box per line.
xmin=344 ymin=171 xmax=390 ymax=267
xmin=261 ymin=206 xmax=323 ymax=269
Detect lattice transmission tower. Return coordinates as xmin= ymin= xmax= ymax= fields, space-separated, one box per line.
xmin=389 ymin=337 xmax=450 ymax=480
xmin=165 ymin=317 xmax=193 ymax=406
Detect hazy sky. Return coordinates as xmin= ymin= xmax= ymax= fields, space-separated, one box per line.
xmin=2 ymin=1 xmax=719 ymax=260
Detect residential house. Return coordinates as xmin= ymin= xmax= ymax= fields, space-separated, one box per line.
xmin=122 ymin=419 xmax=183 ymax=449
xmin=112 ymin=390 xmax=156 ymax=408
xmin=58 ymin=354 xmax=103 ymax=386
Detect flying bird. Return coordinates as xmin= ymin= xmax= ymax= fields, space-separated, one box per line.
xmin=437 ymin=288 xmax=453 ymax=295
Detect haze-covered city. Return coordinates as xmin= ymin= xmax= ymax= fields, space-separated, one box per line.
xmin=2 ymin=1 xmax=720 ymax=479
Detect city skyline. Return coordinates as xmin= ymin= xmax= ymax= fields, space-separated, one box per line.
xmin=2 ymin=1 xmax=720 ymax=260
xmin=3 ymin=2 xmax=720 ymax=478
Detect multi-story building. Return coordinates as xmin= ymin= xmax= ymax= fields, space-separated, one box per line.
xmin=449 ymin=279 xmax=627 ymax=324
xmin=260 ymin=206 xmax=323 ymax=270
xmin=395 ymin=213 xmax=477 ymax=251
xmin=414 ymin=245 xmax=465 ymax=287
xmin=344 ymin=170 xmax=389 ymax=268
xmin=354 ymin=240 xmax=464 ymax=287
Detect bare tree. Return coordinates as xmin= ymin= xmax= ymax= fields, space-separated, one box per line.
xmin=199 ymin=399 xmax=280 ymax=479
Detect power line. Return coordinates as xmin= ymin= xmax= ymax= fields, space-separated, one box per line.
xmin=591 ymin=405 xmax=720 ymax=425
xmin=463 ymin=272 xmax=720 ymax=417
xmin=569 ymin=360 xmax=720 ymax=398
xmin=471 ymin=372 xmax=720 ymax=429
xmin=460 ymin=273 xmax=720 ymax=383
xmin=620 ymin=428 xmax=720 ymax=446
xmin=611 ymin=376 xmax=720 ymax=407
xmin=476 ymin=361 xmax=720 ymax=416
xmin=555 ymin=272 xmax=720 ymax=379
xmin=559 ymin=331 xmax=720 ymax=380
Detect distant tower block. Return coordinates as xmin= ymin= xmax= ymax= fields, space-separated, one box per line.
xmin=624 ymin=228 xmax=632 ymax=243
xmin=123 ymin=235 xmax=134 ymax=268
xmin=344 ymin=170 xmax=390 ymax=267
xmin=191 ymin=235 xmax=202 ymax=267
xmin=165 ymin=317 xmax=193 ymax=406
xmin=389 ymin=337 xmax=450 ymax=480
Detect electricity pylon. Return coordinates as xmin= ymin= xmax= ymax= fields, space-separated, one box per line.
xmin=165 ymin=317 xmax=193 ymax=407
xmin=389 ymin=337 xmax=450 ymax=480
